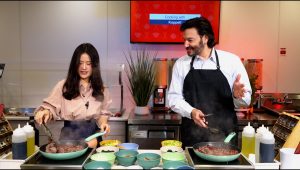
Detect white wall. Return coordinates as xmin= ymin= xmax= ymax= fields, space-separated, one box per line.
xmin=0 ymin=1 xmax=300 ymax=110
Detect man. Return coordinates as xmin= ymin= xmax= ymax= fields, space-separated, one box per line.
xmin=168 ymin=17 xmax=251 ymax=147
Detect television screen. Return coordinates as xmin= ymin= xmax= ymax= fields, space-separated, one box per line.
xmin=130 ymin=1 xmax=221 ymax=44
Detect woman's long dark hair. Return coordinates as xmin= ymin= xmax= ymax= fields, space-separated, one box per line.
xmin=63 ymin=43 xmax=104 ymax=100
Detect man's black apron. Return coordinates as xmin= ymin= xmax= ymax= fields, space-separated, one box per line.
xmin=59 ymin=119 xmax=102 ymax=144
xmin=181 ymin=50 xmax=237 ymax=147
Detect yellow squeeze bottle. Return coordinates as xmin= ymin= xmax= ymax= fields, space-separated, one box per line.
xmin=242 ymin=122 xmax=255 ymax=158
xmin=23 ymin=122 xmax=35 ymax=157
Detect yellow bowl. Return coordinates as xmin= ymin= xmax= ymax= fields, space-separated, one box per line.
xmin=161 ymin=140 xmax=182 ymax=147
xmin=100 ymin=140 xmax=121 ymax=147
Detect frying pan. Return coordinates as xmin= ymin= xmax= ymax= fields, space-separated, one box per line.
xmin=39 ymin=131 xmax=106 ymax=160
xmin=192 ymin=132 xmax=241 ymax=162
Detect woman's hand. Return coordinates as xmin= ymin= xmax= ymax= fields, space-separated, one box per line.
xmin=86 ymin=138 xmax=98 ymax=148
xmin=34 ymin=109 xmax=53 ymax=125
xmin=100 ymin=123 xmax=110 ymax=138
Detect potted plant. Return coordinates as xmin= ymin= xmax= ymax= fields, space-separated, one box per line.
xmin=124 ymin=48 xmax=157 ymax=115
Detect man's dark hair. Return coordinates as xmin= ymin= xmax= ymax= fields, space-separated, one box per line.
xmin=63 ymin=43 xmax=104 ymax=100
xmin=180 ymin=17 xmax=216 ymax=48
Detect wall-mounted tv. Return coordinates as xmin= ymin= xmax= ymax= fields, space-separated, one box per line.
xmin=130 ymin=1 xmax=221 ymax=44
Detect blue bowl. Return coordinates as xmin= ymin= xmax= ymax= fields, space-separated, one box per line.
xmin=84 ymin=161 xmax=112 ymax=170
xmin=119 ymin=143 xmax=139 ymax=151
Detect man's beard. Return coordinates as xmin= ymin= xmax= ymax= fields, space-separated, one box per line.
xmin=186 ymin=40 xmax=205 ymax=57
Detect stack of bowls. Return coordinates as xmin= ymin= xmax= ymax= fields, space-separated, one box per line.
xmin=100 ymin=140 xmax=121 ymax=147
xmin=119 ymin=143 xmax=139 ymax=151
xmin=160 ymin=146 xmax=184 ymax=154
xmin=137 ymin=153 xmax=161 ymax=169
xmin=161 ymin=140 xmax=182 ymax=147
xmin=90 ymin=152 xmax=116 ymax=165
xmin=115 ymin=150 xmax=139 ymax=166
xmin=96 ymin=146 xmax=119 ymax=153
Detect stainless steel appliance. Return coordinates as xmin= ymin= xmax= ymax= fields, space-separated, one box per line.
xmin=259 ymin=93 xmax=300 ymax=116
xmin=127 ymin=112 xmax=181 ymax=149
xmin=185 ymin=147 xmax=254 ymax=169
xmin=153 ymin=58 xmax=168 ymax=112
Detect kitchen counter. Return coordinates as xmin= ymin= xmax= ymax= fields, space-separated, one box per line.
xmin=127 ymin=109 xmax=278 ymax=127
xmin=237 ymin=111 xmax=278 ymax=127
xmin=5 ymin=109 xmax=130 ymax=122
xmin=128 ymin=111 xmax=182 ymax=125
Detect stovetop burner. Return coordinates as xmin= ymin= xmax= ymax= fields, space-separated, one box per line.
xmin=21 ymin=148 xmax=94 ymax=169
xmin=185 ymin=148 xmax=253 ymax=169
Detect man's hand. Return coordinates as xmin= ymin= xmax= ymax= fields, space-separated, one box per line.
xmin=34 ymin=109 xmax=53 ymax=125
xmin=191 ymin=109 xmax=207 ymax=128
xmin=233 ymin=74 xmax=246 ymax=99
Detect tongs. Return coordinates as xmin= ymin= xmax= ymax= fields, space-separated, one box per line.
xmin=203 ymin=114 xmax=220 ymax=134
xmin=42 ymin=123 xmax=57 ymax=145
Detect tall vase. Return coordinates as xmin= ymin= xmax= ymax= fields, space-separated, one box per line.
xmin=135 ymin=106 xmax=150 ymax=115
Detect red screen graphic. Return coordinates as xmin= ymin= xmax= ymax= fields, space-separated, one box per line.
xmin=130 ymin=1 xmax=220 ymax=43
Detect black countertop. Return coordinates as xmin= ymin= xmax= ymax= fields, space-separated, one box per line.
xmin=128 ymin=108 xmax=279 ymax=127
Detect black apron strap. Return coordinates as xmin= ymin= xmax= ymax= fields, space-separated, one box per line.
xmin=190 ymin=55 xmax=196 ymax=70
xmin=215 ymin=50 xmax=220 ymax=69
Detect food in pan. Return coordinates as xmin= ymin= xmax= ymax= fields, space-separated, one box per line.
xmin=45 ymin=142 xmax=84 ymax=153
xmin=197 ymin=145 xmax=239 ymax=156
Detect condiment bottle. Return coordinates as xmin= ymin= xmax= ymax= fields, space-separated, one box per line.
xmin=12 ymin=124 xmax=27 ymax=159
xmin=259 ymin=131 xmax=275 ymax=163
xmin=255 ymin=124 xmax=267 ymax=163
xmin=242 ymin=122 xmax=255 ymax=158
xmin=23 ymin=122 xmax=35 ymax=157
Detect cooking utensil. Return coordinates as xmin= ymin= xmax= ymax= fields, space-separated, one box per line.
xmin=204 ymin=113 xmax=214 ymax=117
xmin=85 ymin=131 xmax=106 ymax=142
xmin=39 ymin=140 xmax=88 ymax=160
xmin=42 ymin=123 xmax=58 ymax=145
xmin=192 ymin=132 xmax=241 ymax=162
xmin=39 ymin=130 xmax=106 ymax=160
xmin=203 ymin=114 xmax=220 ymax=134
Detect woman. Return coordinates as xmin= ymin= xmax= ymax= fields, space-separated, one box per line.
xmin=34 ymin=43 xmax=112 ymax=148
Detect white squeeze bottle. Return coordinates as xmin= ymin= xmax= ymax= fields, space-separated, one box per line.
xmin=12 ymin=124 xmax=27 ymax=159
xmin=242 ymin=122 xmax=255 ymax=158
xmin=255 ymin=124 xmax=267 ymax=163
xmin=260 ymin=130 xmax=275 ymax=163
xmin=23 ymin=122 xmax=35 ymax=157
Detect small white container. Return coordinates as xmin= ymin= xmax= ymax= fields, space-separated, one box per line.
xmin=280 ymin=148 xmax=300 ymax=169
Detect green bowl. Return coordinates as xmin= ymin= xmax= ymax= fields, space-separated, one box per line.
xmin=162 ymin=152 xmax=186 ymax=164
xmin=137 ymin=153 xmax=161 ymax=169
xmin=115 ymin=150 xmax=138 ymax=166
xmin=90 ymin=152 xmax=116 ymax=165
xmin=163 ymin=161 xmax=188 ymax=169
xmin=84 ymin=161 xmax=112 ymax=170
